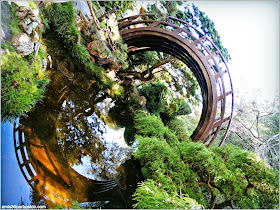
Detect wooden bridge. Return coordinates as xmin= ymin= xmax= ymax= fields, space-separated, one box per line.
xmin=118 ymin=14 xmax=234 ymax=147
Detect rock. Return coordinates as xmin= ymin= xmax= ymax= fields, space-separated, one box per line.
xmin=31 ymin=31 xmax=39 ymax=42
xmin=87 ymin=41 xmax=99 ymax=56
xmin=30 ymin=21 xmax=39 ymax=29
xmin=27 ymin=9 xmax=34 ymax=16
xmin=29 ymin=15 xmax=40 ymax=23
xmin=11 ymin=33 xmax=34 ymax=56
xmin=23 ymin=18 xmax=32 ymax=25
xmin=16 ymin=6 xmax=29 ymax=19
xmin=16 ymin=9 xmax=28 ymax=19
xmin=47 ymin=55 xmax=53 ymax=69
xmin=33 ymin=9 xmax=39 ymax=17
xmin=18 ymin=6 xmax=27 ymax=12
xmin=18 ymin=19 xmax=29 ymax=33
xmin=19 ymin=17 xmax=40 ymax=35
xmin=138 ymin=96 xmax=147 ymax=107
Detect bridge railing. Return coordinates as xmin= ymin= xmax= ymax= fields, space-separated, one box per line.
xmin=13 ymin=123 xmax=38 ymax=189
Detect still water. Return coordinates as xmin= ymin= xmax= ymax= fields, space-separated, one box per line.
xmin=2 ymin=34 xmax=143 ymax=208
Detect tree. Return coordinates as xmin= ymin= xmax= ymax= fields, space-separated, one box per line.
xmin=221 ymin=90 xmax=279 ymax=169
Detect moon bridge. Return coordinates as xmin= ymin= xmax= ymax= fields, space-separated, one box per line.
xmin=118 ymin=14 xmax=234 ymax=146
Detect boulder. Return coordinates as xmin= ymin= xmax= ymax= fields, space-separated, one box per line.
xmin=19 ymin=18 xmax=31 ymax=34
xmin=18 ymin=11 xmax=40 ymax=35
xmin=11 ymin=33 xmax=34 ymax=56
xmin=15 ymin=6 xmax=28 ymax=19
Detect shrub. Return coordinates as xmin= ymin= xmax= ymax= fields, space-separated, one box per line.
xmin=132 ymin=111 xmax=279 ymax=209
xmin=140 ymin=81 xmax=167 ymax=116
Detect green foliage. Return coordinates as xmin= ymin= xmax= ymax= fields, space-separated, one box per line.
xmin=140 ymin=82 xmax=192 ymax=122
xmin=1 ymin=42 xmax=49 ymax=122
xmin=166 ymin=118 xmax=191 ymax=141
xmin=40 ymin=2 xmax=113 ymax=89
xmin=191 ymin=4 xmax=231 ymax=61
xmin=140 ymin=81 xmax=167 ymax=116
xmin=41 ymin=2 xmax=87 ymax=62
xmin=28 ymin=1 xmax=37 ymax=10
xmin=147 ymin=2 xmax=231 ymax=61
xmin=133 ymin=179 xmax=201 ymax=209
xmin=101 ymin=14 xmax=129 ymax=69
xmin=132 ymin=111 xmax=279 ymax=209
xmin=160 ymin=1 xmax=183 ymax=16
xmin=103 ymin=1 xmax=136 ymax=17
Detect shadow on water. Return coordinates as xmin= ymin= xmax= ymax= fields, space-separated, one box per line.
xmin=18 ymin=32 xmax=143 ymax=208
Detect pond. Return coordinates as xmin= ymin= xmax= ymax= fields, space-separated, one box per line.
xmin=2 ymin=32 xmax=143 ymax=209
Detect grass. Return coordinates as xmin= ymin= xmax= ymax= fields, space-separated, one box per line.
xmin=1 ymin=42 xmax=49 ymax=122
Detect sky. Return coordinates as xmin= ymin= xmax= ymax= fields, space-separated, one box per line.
xmin=188 ymin=1 xmax=279 ymax=102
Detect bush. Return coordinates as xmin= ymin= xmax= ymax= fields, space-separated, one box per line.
xmin=140 ymin=81 xmax=167 ymax=116
xmin=132 ymin=111 xmax=279 ymax=209
xmin=141 ymin=82 xmax=192 ymax=122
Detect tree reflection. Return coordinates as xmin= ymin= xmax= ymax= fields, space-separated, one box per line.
xmin=18 ymin=33 xmax=143 ymax=208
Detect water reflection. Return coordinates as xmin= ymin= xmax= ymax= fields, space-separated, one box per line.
xmin=16 ymin=35 xmax=143 ymax=208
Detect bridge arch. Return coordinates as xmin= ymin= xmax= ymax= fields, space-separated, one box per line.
xmin=118 ymin=14 xmax=234 ymax=146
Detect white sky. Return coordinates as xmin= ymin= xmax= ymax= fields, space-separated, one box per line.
xmin=188 ymin=1 xmax=279 ymax=102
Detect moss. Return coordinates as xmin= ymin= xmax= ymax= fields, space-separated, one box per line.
xmin=133 ymin=111 xmax=279 ymax=209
